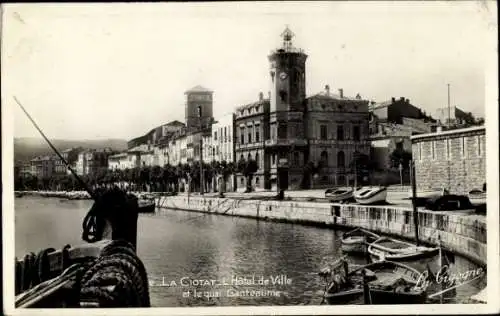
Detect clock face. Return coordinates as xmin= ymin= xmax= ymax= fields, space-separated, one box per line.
xmin=279 ymin=72 xmax=288 ymax=80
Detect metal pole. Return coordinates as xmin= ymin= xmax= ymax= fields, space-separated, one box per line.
xmin=447 ymin=83 xmax=451 ymax=128
xmin=200 ymin=137 xmax=204 ymax=195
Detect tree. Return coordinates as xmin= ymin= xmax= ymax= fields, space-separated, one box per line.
xmin=242 ymin=159 xmax=258 ymax=193
xmin=389 ymin=148 xmax=412 ymax=170
xmin=300 ymin=161 xmax=318 ymax=189
xmin=350 ymin=152 xmax=374 ymax=185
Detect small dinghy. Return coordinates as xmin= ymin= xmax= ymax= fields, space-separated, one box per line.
xmin=325 ymin=187 xmax=354 ymax=202
xmin=468 ymin=189 xmax=486 ymax=206
xmin=320 ymin=258 xmax=427 ymax=305
xmin=368 ymin=237 xmax=439 ymax=262
xmin=341 ymin=228 xmax=380 ymax=254
xmin=353 ymin=186 xmax=387 ymax=205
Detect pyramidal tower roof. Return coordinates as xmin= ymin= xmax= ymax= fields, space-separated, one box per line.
xmin=184 ymin=85 xmax=213 ymax=94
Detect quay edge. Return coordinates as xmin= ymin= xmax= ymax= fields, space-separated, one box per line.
xmin=156 ymin=195 xmax=487 ymax=267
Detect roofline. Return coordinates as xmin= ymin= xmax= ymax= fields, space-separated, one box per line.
xmin=410 ymin=125 xmax=485 ymax=141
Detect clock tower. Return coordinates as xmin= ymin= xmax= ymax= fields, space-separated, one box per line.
xmin=268 ymin=26 xmax=308 ymax=113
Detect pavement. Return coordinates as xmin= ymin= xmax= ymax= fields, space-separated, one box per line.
xmin=179 ymin=186 xmax=414 ymax=207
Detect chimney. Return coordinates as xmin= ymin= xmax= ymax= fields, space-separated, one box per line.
xmin=391 ymin=97 xmax=395 ymax=102
xmin=338 ymin=88 xmax=343 ymax=98
xmin=406 ymin=98 xmax=410 ymax=104
xmin=400 ymin=97 xmax=405 ymax=101
xmin=325 ymin=85 xmax=330 ymax=96
xmin=259 ymin=92 xmax=264 ymax=101
xmin=355 ymin=93 xmax=361 ymax=100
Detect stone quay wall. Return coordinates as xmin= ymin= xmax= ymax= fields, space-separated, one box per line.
xmin=411 ymin=126 xmax=486 ymax=195
xmin=156 ymin=195 xmax=486 ymax=266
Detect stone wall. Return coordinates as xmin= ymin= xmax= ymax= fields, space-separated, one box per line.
xmin=157 ymin=195 xmax=486 ymax=265
xmin=412 ymin=126 xmax=485 ymax=195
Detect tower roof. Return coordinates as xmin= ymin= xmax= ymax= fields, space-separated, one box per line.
xmin=184 ymin=85 xmax=213 ymax=94
xmin=271 ymin=25 xmax=305 ymax=54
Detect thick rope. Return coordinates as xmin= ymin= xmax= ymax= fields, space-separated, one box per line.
xmin=79 ymin=240 xmax=150 ymax=307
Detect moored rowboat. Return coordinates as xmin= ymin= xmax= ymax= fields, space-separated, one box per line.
xmin=341 ymin=227 xmax=380 ymax=254
xmin=320 ymin=259 xmax=427 ymax=305
xmin=368 ymin=237 xmax=439 ymax=262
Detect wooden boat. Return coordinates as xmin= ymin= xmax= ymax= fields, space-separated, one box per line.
xmin=138 ymin=197 xmax=156 ymax=213
xmin=325 ymin=187 xmax=354 ymax=202
xmin=320 ymin=259 xmax=427 ymax=305
xmin=368 ymin=237 xmax=439 ymax=262
xmin=408 ymin=188 xmax=449 ymax=199
xmin=468 ymin=189 xmax=486 ymax=206
xmin=341 ymin=228 xmax=380 ymax=254
xmin=353 ymin=186 xmax=387 ymax=205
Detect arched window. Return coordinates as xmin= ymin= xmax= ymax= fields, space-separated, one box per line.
xmin=247 ymin=153 xmax=252 ymax=161
xmin=240 ymin=154 xmax=244 ymax=161
xmin=255 ymin=153 xmax=260 ymax=168
xmin=320 ymin=151 xmax=329 ymax=167
xmin=256 ymin=177 xmax=260 ymax=185
xmin=337 ymin=151 xmax=345 ymax=168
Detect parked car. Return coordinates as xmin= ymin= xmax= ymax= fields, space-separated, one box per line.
xmin=424 ymin=195 xmax=474 ymax=211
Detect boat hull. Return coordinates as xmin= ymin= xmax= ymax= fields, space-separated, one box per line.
xmin=326 ymin=188 xmax=354 ymax=202
xmin=323 ymin=260 xmax=427 ymax=305
xmin=138 ymin=202 xmax=155 ymax=213
xmin=368 ymin=238 xmax=439 ymax=262
xmin=325 ymin=288 xmax=427 ymax=305
xmin=341 ymin=228 xmax=380 ymax=254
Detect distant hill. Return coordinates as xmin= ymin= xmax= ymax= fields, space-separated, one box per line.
xmin=14 ymin=138 xmax=128 ymax=163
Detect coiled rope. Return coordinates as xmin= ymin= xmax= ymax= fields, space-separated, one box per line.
xmin=79 ymin=240 xmax=150 ymax=307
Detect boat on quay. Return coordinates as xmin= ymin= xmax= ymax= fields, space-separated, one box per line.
xmin=325 ymin=187 xmax=355 ymax=203
xmin=468 ymin=189 xmax=487 ymax=206
xmin=319 ymin=257 xmax=427 ymax=305
xmin=368 ymin=237 xmax=439 ymax=262
xmin=341 ymin=227 xmax=380 ymax=254
xmin=353 ymin=186 xmax=388 ymax=205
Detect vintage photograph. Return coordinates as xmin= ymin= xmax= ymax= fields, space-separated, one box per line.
xmin=2 ymin=1 xmax=498 ymax=315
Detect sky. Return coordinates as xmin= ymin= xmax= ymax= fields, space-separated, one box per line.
xmin=3 ymin=1 xmax=497 ymax=140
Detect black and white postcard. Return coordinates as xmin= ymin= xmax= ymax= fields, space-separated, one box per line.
xmin=2 ymin=1 xmax=499 ymax=315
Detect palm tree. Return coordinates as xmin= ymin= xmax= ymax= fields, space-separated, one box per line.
xmin=237 ymin=158 xmax=258 ymax=193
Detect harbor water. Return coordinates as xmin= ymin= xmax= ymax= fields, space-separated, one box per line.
xmin=14 ymin=196 xmax=485 ymax=306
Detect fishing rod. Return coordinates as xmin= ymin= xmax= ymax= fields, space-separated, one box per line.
xmin=13 ymin=96 xmax=97 ymax=200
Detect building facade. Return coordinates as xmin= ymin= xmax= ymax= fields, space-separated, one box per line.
xmin=370 ymin=97 xmax=424 ymax=124
xmin=411 ymin=125 xmax=485 ymax=195
xmin=233 ymin=27 xmax=371 ymax=191
xmin=30 ymin=156 xmax=55 ymax=178
xmin=54 ymin=148 xmax=83 ymax=175
xmin=305 ymin=89 xmax=371 ymax=187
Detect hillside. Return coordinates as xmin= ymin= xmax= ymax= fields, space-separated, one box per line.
xmin=14 ymin=137 xmax=128 ymax=163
